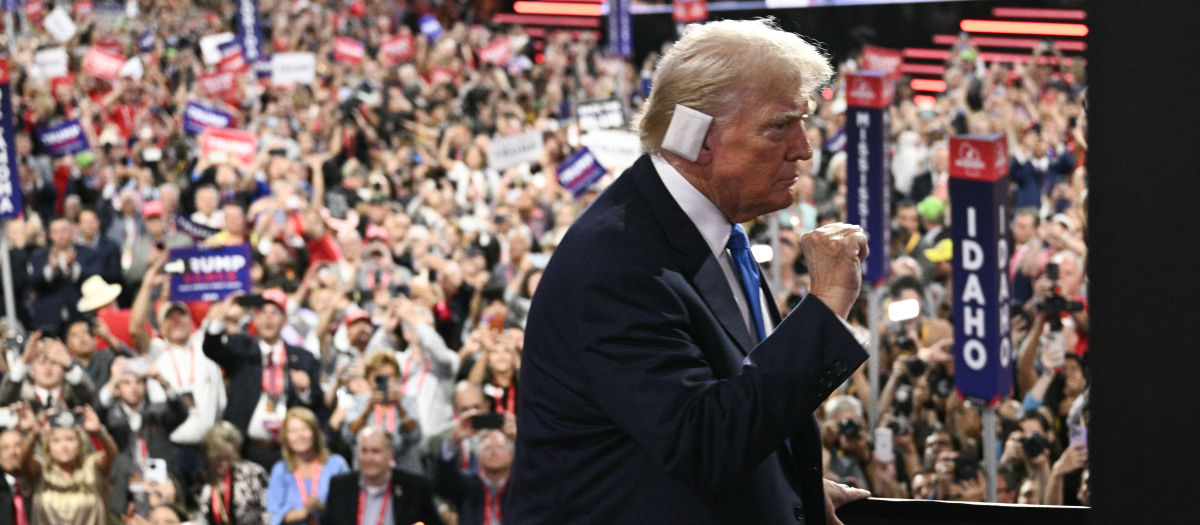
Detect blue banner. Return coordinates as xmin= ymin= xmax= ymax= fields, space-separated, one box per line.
xmin=138 ymin=30 xmax=155 ymax=52
xmin=557 ymin=147 xmax=607 ymax=198
xmin=844 ymin=106 xmax=891 ymax=282
xmin=37 ymin=119 xmax=91 ymax=157
xmin=418 ymin=14 xmax=443 ymax=42
xmin=173 ymin=213 xmax=221 ymax=241
xmin=235 ymin=0 xmax=262 ymax=63
xmin=608 ymin=0 xmax=632 ymax=58
xmin=183 ymin=102 xmax=234 ymax=136
xmin=168 ymin=244 xmax=253 ymax=303
xmin=0 ymin=59 xmax=25 ymax=220
xmin=950 ymin=136 xmax=1013 ymax=406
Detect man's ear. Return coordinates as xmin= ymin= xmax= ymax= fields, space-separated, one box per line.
xmin=694 ymin=129 xmax=715 ymax=166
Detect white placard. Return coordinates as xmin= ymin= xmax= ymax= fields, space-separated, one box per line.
xmin=119 ymin=57 xmax=144 ymax=79
xmin=199 ymin=32 xmax=236 ymax=65
xmin=35 ymin=47 xmax=70 ymax=78
xmin=580 ymin=129 xmax=643 ymax=174
xmin=44 ymin=7 xmax=78 ymax=43
xmin=271 ymin=52 xmax=316 ymax=86
xmin=487 ymin=131 xmax=545 ymax=171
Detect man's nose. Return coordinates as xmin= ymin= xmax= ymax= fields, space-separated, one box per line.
xmin=786 ymin=128 xmax=813 ymax=162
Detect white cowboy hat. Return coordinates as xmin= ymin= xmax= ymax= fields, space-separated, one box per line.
xmin=76 ymin=276 xmax=123 ymax=313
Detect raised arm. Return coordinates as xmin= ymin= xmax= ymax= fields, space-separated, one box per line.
xmin=130 ymin=251 xmax=169 ymax=355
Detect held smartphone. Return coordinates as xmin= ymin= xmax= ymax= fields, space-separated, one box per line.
xmin=470 ymin=413 xmax=505 ymax=430
xmin=375 ymin=374 xmax=390 ymax=401
xmin=145 ymin=458 xmax=169 ymax=485
xmin=1069 ymin=424 xmax=1088 ymax=451
xmin=874 ymin=427 xmax=894 ymax=463
xmin=130 ymin=487 xmax=152 ymax=518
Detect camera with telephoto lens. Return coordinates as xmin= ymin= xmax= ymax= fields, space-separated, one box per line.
xmin=838 ymin=419 xmax=863 ymax=439
xmin=905 ymin=356 xmax=927 ymax=378
xmin=887 ymin=415 xmax=913 ymax=437
xmin=1035 ymin=262 xmax=1085 ymax=331
xmin=1019 ymin=433 xmax=1051 ymax=459
xmin=929 ymin=371 xmax=954 ymax=398
xmin=955 ymin=455 xmax=981 ymax=482
xmin=895 ymin=333 xmax=916 ymax=352
xmin=893 ymin=383 xmax=914 ymax=415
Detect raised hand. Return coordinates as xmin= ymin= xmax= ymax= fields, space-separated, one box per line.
xmin=801 ymin=223 xmax=868 ymax=319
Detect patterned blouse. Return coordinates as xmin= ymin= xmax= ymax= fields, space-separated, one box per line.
xmin=193 ymin=460 xmax=271 ymax=525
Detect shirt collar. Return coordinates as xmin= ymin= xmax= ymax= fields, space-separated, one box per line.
xmin=34 ymin=386 xmax=61 ymax=403
xmin=651 ymin=155 xmax=732 ymax=259
xmin=259 ymin=339 xmax=284 ymax=357
xmin=360 ymin=475 xmax=392 ymax=496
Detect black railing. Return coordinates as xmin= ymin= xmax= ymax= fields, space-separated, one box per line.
xmin=838 ymin=498 xmax=1088 ymax=525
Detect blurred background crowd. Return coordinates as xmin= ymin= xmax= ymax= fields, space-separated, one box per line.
xmin=0 ymin=0 xmax=1088 ymax=523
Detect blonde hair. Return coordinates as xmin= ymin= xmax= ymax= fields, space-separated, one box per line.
xmin=201 ymin=421 xmax=244 ymax=463
xmin=363 ymin=351 xmax=401 ymax=379
xmin=280 ymin=407 xmax=331 ymax=470
xmin=631 ymin=18 xmax=833 ymax=155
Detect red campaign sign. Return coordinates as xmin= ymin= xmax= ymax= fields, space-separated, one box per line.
xmin=25 ymin=1 xmax=45 ymax=23
xmin=82 ymin=48 xmax=125 ymax=82
xmin=380 ymin=34 xmax=416 ymax=65
xmin=333 ymin=36 xmax=365 ymax=65
xmin=218 ymin=51 xmax=249 ymax=73
xmin=73 ymin=0 xmax=94 ymax=17
xmin=478 ymin=39 xmax=512 ymax=66
xmin=845 ymin=72 xmax=893 ymax=109
xmin=949 ymin=133 xmax=1009 ymax=182
xmin=201 ymin=128 xmax=258 ymax=167
xmin=428 ymin=67 xmax=455 ymax=86
xmin=672 ymin=0 xmax=707 ymax=23
xmin=0 ymin=58 xmax=9 ymax=84
xmin=197 ymin=71 xmax=239 ymax=100
xmin=94 ymin=36 xmax=124 ymax=57
xmin=860 ymin=45 xmax=902 ymax=78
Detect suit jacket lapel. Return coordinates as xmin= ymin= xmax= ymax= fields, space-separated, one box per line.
xmin=630 ymin=156 xmax=755 ymax=355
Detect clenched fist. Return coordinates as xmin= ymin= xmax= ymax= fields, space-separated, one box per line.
xmin=800 ymin=223 xmax=868 ymax=319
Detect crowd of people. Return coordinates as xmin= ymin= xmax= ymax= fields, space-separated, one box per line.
xmin=0 ymin=0 xmax=1088 ymax=523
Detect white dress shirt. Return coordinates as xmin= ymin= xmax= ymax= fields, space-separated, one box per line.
xmin=653 ymin=155 xmax=867 ymax=346
xmin=246 ymin=340 xmax=289 ymax=441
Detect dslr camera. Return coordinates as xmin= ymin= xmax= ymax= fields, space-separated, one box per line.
xmin=838 ymin=419 xmax=863 ymax=440
xmin=1035 ymin=262 xmax=1085 ymax=331
xmin=1019 ymin=433 xmax=1051 ymax=459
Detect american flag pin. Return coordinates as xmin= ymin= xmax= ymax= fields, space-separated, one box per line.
xmin=394 ymin=485 xmax=403 ymax=498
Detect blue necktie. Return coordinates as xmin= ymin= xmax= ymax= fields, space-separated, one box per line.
xmin=726 ymin=223 xmax=766 ymax=343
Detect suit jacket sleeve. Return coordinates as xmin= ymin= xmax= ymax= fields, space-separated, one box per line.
xmin=434 ymin=447 xmax=469 ymax=505
xmin=150 ymin=393 xmax=191 ymax=433
xmin=577 ymin=264 xmax=867 ymax=496
xmin=202 ymin=329 xmax=251 ymax=374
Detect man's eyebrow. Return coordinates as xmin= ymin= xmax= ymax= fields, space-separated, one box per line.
xmin=766 ymin=110 xmax=808 ymax=125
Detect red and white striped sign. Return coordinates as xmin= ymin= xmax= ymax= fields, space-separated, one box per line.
xmin=333 ymin=36 xmax=365 ymax=65
xmin=380 ymin=34 xmax=416 ymax=65
xmin=82 ymin=48 xmax=125 ymax=82
xmin=201 ymin=128 xmax=258 ymax=167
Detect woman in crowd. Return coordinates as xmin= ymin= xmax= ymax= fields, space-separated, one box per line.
xmin=195 ymin=422 xmax=270 ymax=525
xmin=468 ymin=334 xmax=520 ymax=415
xmin=16 ymin=404 xmax=118 ymax=525
xmin=342 ymin=352 xmax=423 ymax=472
xmin=267 ymin=407 xmax=350 ymax=525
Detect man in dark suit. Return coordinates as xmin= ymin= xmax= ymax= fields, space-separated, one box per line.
xmin=95 ymin=359 xmax=190 ymax=514
xmin=0 ymin=429 xmax=30 ymax=525
xmin=202 ymin=289 xmax=325 ymax=470
xmin=75 ymin=208 xmax=122 ymax=285
xmin=0 ymin=334 xmax=95 ymax=417
xmin=29 ymin=217 xmax=96 ymax=334
xmin=509 ymin=19 xmax=871 ymax=525
xmin=435 ymin=429 xmax=512 ymax=525
xmin=322 ymin=426 xmax=444 ymax=525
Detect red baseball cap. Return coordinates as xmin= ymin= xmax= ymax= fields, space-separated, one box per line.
xmin=343 ymin=309 xmax=372 ymax=327
xmin=261 ymin=288 xmax=288 ymax=311
xmin=144 ymin=200 xmax=166 ymax=219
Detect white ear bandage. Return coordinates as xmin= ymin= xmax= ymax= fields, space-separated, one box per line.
xmin=661 ymin=104 xmax=713 ymax=162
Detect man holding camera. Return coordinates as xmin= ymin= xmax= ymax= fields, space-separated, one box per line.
xmin=203 ymin=289 xmax=325 ymax=470
xmin=0 ymin=333 xmax=95 ymax=417
xmin=95 ymin=356 xmax=190 ymax=515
